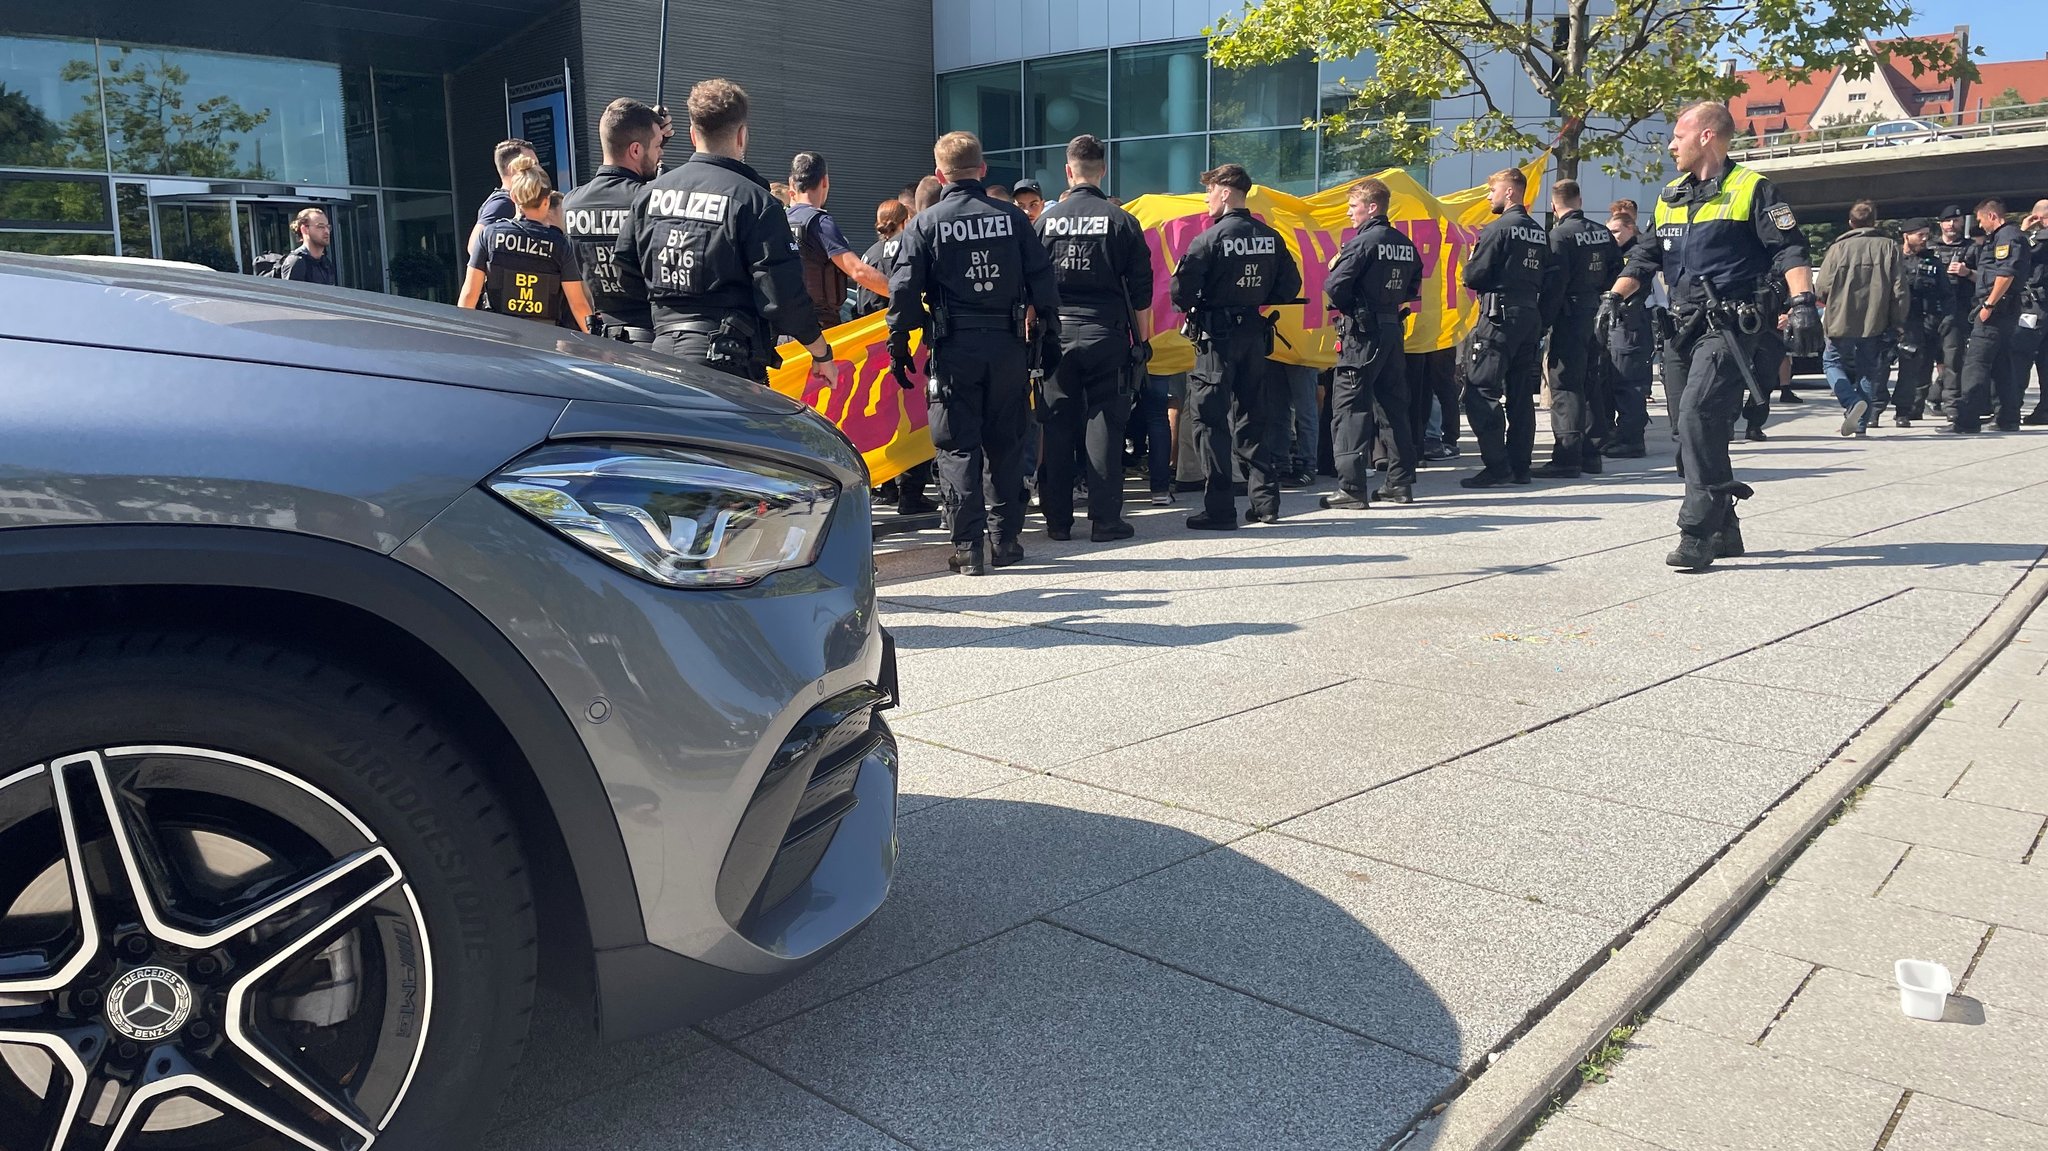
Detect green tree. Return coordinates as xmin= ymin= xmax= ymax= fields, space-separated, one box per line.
xmin=1985 ymin=85 xmax=2030 ymax=124
xmin=1210 ymin=0 xmax=1977 ymax=182
xmin=69 ymin=51 xmax=271 ymax=179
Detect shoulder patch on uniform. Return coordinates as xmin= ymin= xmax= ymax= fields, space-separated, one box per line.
xmin=1767 ymin=203 xmax=1797 ymax=230
xmin=1996 ymin=243 xmax=2012 ymax=260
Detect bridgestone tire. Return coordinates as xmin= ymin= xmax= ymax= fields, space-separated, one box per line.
xmin=0 ymin=632 xmax=538 ymax=1150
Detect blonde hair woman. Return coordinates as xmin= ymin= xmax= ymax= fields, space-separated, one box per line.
xmin=457 ymin=154 xmax=594 ymax=331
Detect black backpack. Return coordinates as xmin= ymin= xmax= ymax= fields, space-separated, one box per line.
xmin=253 ymin=252 xmax=290 ymax=279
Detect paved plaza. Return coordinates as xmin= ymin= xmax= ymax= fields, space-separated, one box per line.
xmin=494 ymin=399 xmax=2048 ymax=1151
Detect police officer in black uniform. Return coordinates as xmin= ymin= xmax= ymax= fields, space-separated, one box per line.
xmin=1034 ymin=134 xmax=1153 ymax=543
xmin=1609 ymin=100 xmax=1819 ymax=570
xmin=457 ymin=154 xmax=594 ymax=332
xmin=888 ymin=130 xmax=1060 ymax=575
xmin=787 ymin=151 xmax=891 ymax=334
xmin=1323 ymin=177 xmax=1423 ymax=508
xmin=563 ymin=97 xmax=669 ymax=345
xmin=1536 ymin=179 xmax=1619 ymax=477
xmin=1893 ymin=218 xmax=1945 ymax=428
xmin=1460 ymin=166 xmax=1561 ymax=488
xmin=1947 ymin=198 xmax=2031 ymax=434
xmin=614 ymin=78 xmax=836 ymax=388
xmin=1599 ymin=206 xmax=1655 ymax=457
xmin=1930 ymin=205 xmax=1979 ymax=419
xmin=1169 ymin=164 xmax=1303 ymax=529
xmin=2020 ymin=200 xmax=2048 ymax=425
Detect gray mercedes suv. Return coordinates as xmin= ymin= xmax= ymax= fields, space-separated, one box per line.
xmin=0 ymin=253 xmax=900 ymax=1150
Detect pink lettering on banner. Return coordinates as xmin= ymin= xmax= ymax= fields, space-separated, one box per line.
xmin=1147 ymin=214 xmax=1213 ymax=329
xmin=1292 ymin=227 xmax=1344 ymax=329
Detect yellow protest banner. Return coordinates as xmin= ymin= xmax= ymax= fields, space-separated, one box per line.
xmin=771 ymin=154 xmax=1550 ymax=485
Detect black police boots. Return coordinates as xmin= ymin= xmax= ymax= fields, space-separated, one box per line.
xmin=1045 ymin=523 xmax=1072 ymax=541
xmin=1320 ymin=491 xmax=1370 ymax=510
xmin=1530 ymin=461 xmax=1581 ymax=479
xmin=1603 ymin=441 xmax=1646 ymax=458
xmin=1091 ymin=521 xmax=1135 ymax=542
xmin=949 ymin=542 xmax=987 ymax=576
xmin=1580 ymin=451 xmax=1603 ymax=475
xmin=1460 ymin=471 xmax=1512 ymax=489
xmin=1665 ymin=535 xmax=1714 ymax=571
xmin=1372 ymin=484 xmax=1414 ymax=504
xmin=1713 ymin=518 xmax=1746 ymax=559
xmin=990 ymin=536 xmax=1025 ymax=567
xmin=1186 ymin=511 xmax=1238 ymax=531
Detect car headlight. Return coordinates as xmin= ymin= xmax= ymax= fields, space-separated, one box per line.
xmin=488 ymin=442 xmax=839 ymax=588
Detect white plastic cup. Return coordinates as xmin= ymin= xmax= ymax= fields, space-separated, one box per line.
xmin=1895 ymin=959 xmax=1953 ymax=1021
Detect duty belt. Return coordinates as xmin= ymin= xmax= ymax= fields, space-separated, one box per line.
xmin=944 ymin=313 xmax=1019 ymax=331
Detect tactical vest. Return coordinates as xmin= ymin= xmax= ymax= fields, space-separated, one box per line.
xmin=791 ymin=207 xmax=850 ymax=332
xmin=1653 ymin=165 xmax=1770 ymax=299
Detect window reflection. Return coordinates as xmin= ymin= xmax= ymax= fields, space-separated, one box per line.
xmin=375 ymin=71 xmax=451 ymax=190
xmin=97 ymin=44 xmax=347 ymax=183
xmin=0 ymin=174 xmax=110 ymax=227
xmin=1024 ymin=53 xmax=1107 ymax=148
xmin=1210 ymin=53 xmax=1317 ymax=132
xmin=342 ymin=68 xmax=379 ymax=187
xmin=1112 ymin=136 xmax=1206 ymax=199
xmin=0 ymin=35 xmax=105 ymax=169
xmin=1210 ymin=129 xmax=1318 ymax=196
xmin=938 ymin=65 xmax=1022 ymax=153
xmin=1111 ymin=41 xmax=1206 ymax=139
xmin=0 ymin=232 xmax=115 ymax=255
xmin=385 ymin=191 xmax=456 ymax=303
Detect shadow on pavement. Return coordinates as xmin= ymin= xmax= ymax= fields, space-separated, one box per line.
xmin=1739 ymin=542 xmax=2046 ymax=571
xmin=493 ymin=799 xmax=1478 ymax=1151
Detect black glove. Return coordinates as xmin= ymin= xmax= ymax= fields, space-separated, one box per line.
xmin=1129 ymin=338 xmax=1153 ymax=370
xmin=1036 ymin=326 xmax=1064 ymax=375
xmin=888 ymin=330 xmax=916 ymax=390
xmin=1784 ymin=293 xmax=1822 ymax=357
xmin=1595 ymin=291 xmax=1622 ymax=343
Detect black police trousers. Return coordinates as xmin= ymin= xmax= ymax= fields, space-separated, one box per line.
xmin=1335 ymin=319 xmax=1415 ymax=494
xmin=1406 ymin=347 xmax=1459 ymax=450
xmin=1606 ymin=315 xmax=1654 ymax=450
xmin=1893 ymin=315 xmax=1941 ymax=422
xmin=1545 ymin=300 xmax=1601 ymax=468
xmin=2016 ymin=315 xmax=2048 ymax=421
xmin=1665 ymin=325 xmax=1752 ymax=539
xmin=929 ymin=330 xmax=1030 ymax=546
xmin=1461 ymin=306 xmax=1542 ymax=480
xmin=1957 ymin=308 xmax=2018 ymax=432
xmin=1937 ymin=309 xmax=1971 ymax=412
xmin=1041 ymin=320 xmax=1134 ymax=532
xmin=1190 ymin=325 xmax=1284 ymax=520
xmin=654 ymin=328 xmax=768 ymax=384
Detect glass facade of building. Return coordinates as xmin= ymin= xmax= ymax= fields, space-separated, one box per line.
xmin=0 ymin=34 xmax=460 ymax=300
xmin=936 ymin=42 xmax=1424 ymax=199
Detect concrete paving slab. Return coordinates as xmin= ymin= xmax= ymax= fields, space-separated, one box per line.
xmin=495 ymin=988 xmax=711 ymax=1128
xmin=1937 ymin=689 xmax=2023 ymax=729
xmin=1963 ymin=667 xmax=2048 ymax=702
xmin=1880 ymin=846 xmax=2048 ymax=935
xmin=1987 ymin=639 xmax=2048 ymax=678
xmin=1879 ymin=737 xmax=1974 ymax=796
xmin=1565 ymin=1018 xmax=1901 ymax=1151
xmin=705 ymin=775 xmax=1244 ymax=1037
xmin=1861 ymin=587 xmax=2006 ymax=629
xmin=1054 ymin=679 xmax=1547 ymax=825
xmin=740 ymin=922 xmax=1458 ymax=1151
xmin=1887 ymin=1095 xmax=2048 ymax=1151
xmin=1049 ymin=832 xmax=1615 ymax=1070
xmin=1585 ymin=674 xmax=1876 ymax=756
xmin=892 ymin=626 xmax=1162 ymax=716
xmin=1450 ymin=719 xmax=1815 ymax=827
xmin=1693 ymin=639 xmax=1933 ymax=704
xmin=1723 ymin=878 xmax=1984 ymax=981
xmin=1906 ymin=720 xmax=2048 ymax=772
xmin=1965 ymin=927 xmax=2048 ymax=1021
xmin=1846 ymin=787 xmax=2045 ymax=862
xmin=2006 ymin=699 xmax=2048 ymax=733
xmin=1280 ymin=768 xmax=1731 ymax=926
xmin=1519 ymin=1115 xmax=1675 ymax=1151
xmin=1766 ymin=967 xmax=2048 ymax=1126
xmin=1784 ymin=612 xmax=1972 ymax=668
xmin=895 ymin=738 xmax=1036 ymax=816
xmin=880 ymin=603 xmax=1032 ymax=658
xmin=1949 ymin=760 xmax=2048 ymax=816
xmin=493 ymin=1044 xmax=908 ymax=1150
xmin=890 ymin=649 xmax=1344 ymax=769
xmin=1650 ymin=941 xmax=1813 ymax=1044
xmin=1779 ymin=828 xmax=1909 ymax=895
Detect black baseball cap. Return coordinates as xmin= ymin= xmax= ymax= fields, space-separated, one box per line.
xmin=1200 ymin=163 xmax=1253 ymax=192
xmin=1938 ymin=204 xmax=1965 ymax=220
xmin=1900 ymin=217 xmax=1933 ymax=234
xmin=1010 ymin=179 xmax=1043 ymax=197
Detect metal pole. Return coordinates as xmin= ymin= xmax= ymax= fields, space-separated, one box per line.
xmin=655 ymin=0 xmax=671 ymax=174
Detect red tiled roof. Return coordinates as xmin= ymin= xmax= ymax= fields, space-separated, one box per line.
xmin=1729 ymin=30 xmax=2048 ymax=137
xmin=1730 ymin=66 xmax=1837 ymax=139
xmin=1969 ymin=58 xmax=2048 ymax=110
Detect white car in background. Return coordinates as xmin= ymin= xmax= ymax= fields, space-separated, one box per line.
xmin=1864 ymin=119 xmax=1943 ymax=147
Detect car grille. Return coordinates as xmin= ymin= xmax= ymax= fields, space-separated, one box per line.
xmin=716 ymin=684 xmax=893 ymax=932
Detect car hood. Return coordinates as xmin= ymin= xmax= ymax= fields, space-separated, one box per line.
xmin=0 ymin=253 xmax=805 ymax=416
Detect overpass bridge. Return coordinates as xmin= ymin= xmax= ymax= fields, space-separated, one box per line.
xmin=1732 ymin=106 xmax=2048 ymax=220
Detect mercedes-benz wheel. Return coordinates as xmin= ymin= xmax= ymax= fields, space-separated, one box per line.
xmin=0 ymin=633 xmax=538 ymax=1150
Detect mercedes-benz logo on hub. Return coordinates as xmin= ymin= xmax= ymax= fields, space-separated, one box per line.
xmin=105 ymin=966 xmax=194 ymax=1042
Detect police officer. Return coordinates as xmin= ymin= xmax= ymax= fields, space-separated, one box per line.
xmin=1946 ymin=199 xmax=2031 ymax=435
xmin=614 ymin=78 xmax=835 ymax=389
xmin=1033 ymin=134 xmax=1153 ymax=543
xmin=562 ymin=97 xmax=669 ymax=345
xmin=1930 ymin=204 xmax=1978 ymax=419
xmin=787 ymin=151 xmax=891 ymax=334
xmin=1460 ymin=166 xmax=1561 ymax=488
xmin=1599 ymin=206 xmax=1655 ymax=458
xmin=1323 ymin=177 xmax=1423 ymax=508
xmin=1608 ymin=100 xmax=1819 ymax=570
xmin=1894 ymin=218 xmax=1946 ymax=428
xmin=1169 ymin=163 xmax=1304 ymax=529
xmin=2021 ymin=200 xmax=2048 ymax=426
xmin=457 ymin=154 xmax=594 ymax=331
xmin=1538 ymin=178 xmax=1620 ymax=477
xmin=887 ymin=130 xmax=1060 ymax=575
xmin=855 ymin=200 xmax=910 ymax=317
